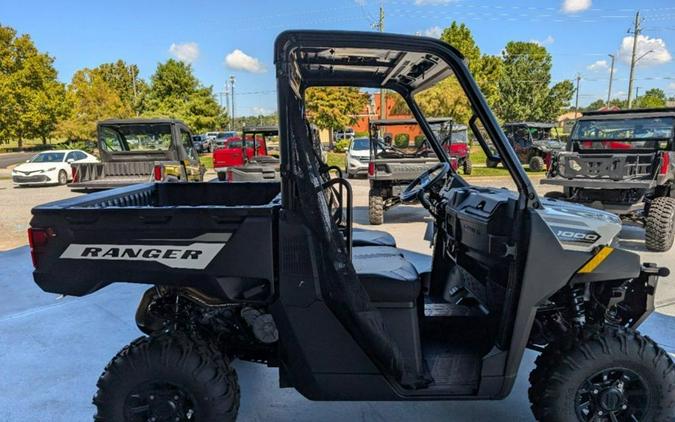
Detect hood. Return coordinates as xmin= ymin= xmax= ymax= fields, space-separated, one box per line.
xmin=533 ymin=139 xmax=566 ymax=151
xmin=13 ymin=162 xmax=63 ymax=173
xmin=349 ymin=149 xmax=370 ymax=158
xmin=537 ymin=198 xmax=621 ymax=252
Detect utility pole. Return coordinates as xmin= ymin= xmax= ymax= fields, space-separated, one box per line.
xmin=374 ymin=2 xmax=385 ymax=119
xmin=574 ymin=74 xmax=581 ymax=116
xmin=229 ymin=75 xmax=236 ymax=131
xmin=627 ymin=11 xmax=642 ymax=109
xmin=606 ymin=54 xmax=615 ymax=107
xmin=635 ymin=86 xmax=641 ymax=101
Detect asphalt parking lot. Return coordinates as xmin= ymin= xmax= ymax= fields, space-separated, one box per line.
xmin=1 ymin=175 xmax=674 ymax=420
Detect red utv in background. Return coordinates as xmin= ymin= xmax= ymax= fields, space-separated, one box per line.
xmin=441 ymin=123 xmax=471 ymax=175
xmin=213 ymin=126 xmax=278 ymax=181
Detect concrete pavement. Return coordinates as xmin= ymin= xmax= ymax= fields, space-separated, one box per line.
xmin=1 ymin=243 xmax=674 ymax=421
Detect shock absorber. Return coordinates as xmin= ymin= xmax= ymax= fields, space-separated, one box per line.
xmin=570 ymin=285 xmax=586 ymax=327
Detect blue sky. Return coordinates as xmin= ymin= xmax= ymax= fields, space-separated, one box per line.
xmin=2 ymin=0 xmax=674 ymax=115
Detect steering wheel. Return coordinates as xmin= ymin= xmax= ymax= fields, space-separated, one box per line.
xmin=400 ymin=162 xmax=450 ymax=203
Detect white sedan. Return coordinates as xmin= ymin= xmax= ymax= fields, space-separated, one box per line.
xmin=12 ymin=150 xmax=98 ymax=186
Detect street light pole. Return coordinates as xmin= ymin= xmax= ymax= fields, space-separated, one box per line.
xmin=606 ymin=54 xmax=615 ymax=107
xmin=574 ymin=74 xmax=581 ymax=114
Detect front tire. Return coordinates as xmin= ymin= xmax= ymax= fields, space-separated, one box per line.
xmin=94 ymin=333 xmax=240 ymax=422
xmin=369 ymin=190 xmax=384 ymax=225
xmin=58 ymin=170 xmax=68 ymax=185
xmin=529 ymin=327 xmax=675 ymax=422
xmin=462 ymin=158 xmax=473 ymax=175
xmin=486 ymin=158 xmax=499 ymax=168
xmin=645 ymin=196 xmax=675 ymax=252
xmin=529 ymin=156 xmax=545 ymax=172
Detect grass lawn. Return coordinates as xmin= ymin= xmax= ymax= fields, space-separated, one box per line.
xmin=327 ymin=152 xmax=345 ymax=169
xmin=199 ymin=154 xmax=213 ymax=169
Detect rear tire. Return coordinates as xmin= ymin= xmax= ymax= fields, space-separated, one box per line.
xmin=369 ymin=190 xmax=384 ymax=225
xmin=529 ymin=156 xmax=545 ymax=172
xmin=462 ymin=158 xmax=472 ymax=175
xmin=486 ymin=158 xmax=499 ymax=168
xmin=529 ymin=327 xmax=675 ymax=422
xmin=94 ymin=333 xmax=240 ymax=422
xmin=58 ymin=170 xmax=68 ymax=185
xmin=645 ymin=196 xmax=675 ymax=252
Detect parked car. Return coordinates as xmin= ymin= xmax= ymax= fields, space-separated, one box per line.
xmin=487 ymin=122 xmax=565 ymax=171
xmin=12 ymin=150 xmax=97 ymax=186
xmin=344 ymin=137 xmax=371 ymax=177
xmin=192 ymin=134 xmax=211 ymax=153
xmin=542 ymin=108 xmax=675 ymax=251
xmin=213 ymin=131 xmax=238 ymax=149
xmin=69 ymin=119 xmax=204 ymax=191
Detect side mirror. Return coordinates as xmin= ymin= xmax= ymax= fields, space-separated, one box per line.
xmin=67 ymin=158 xmax=74 ymax=163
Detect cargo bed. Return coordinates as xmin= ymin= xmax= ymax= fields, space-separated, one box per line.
xmin=30 ymin=182 xmax=281 ymax=301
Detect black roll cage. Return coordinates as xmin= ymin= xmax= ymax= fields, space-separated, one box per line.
xmin=274 ymin=30 xmax=539 ymax=210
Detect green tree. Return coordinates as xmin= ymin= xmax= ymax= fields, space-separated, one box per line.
xmin=585 ymin=99 xmax=607 ymax=111
xmin=634 ymin=88 xmax=667 ymax=109
xmin=57 ymin=69 xmax=131 ymax=140
xmin=440 ymin=22 xmax=503 ymax=108
xmin=305 ymin=87 xmax=369 ymax=147
xmin=412 ymin=22 xmax=503 ymax=123
xmin=92 ymin=60 xmax=147 ymax=115
xmin=496 ymin=41 xmax=573 ymax=122
xmin=144 ymin=59 xmax=226 ymax=132
xmin=0 ymin=24 xmax=67 ymax=147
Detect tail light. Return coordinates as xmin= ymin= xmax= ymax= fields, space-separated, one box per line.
xmin=368 ymin=161 xmax=375 ymax=176
xmin=71 ymin=166 xmax=79 ymax=183
xmin=659 ymin=152 xmax=670 ymax=175
xmin=153 ymin=164 xmax=164 ymax=181
xmin=544 ymin=152 xmax=552 ymax=171
xmin=27 ymin=227 xmax=52 ymax=268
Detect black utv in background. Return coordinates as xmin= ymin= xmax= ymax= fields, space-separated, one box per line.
xmin=487 ymin=122 xmax=565 ymax=171
xmin=543 ymin=108 xmax=675 ymax=251
xmin=28 ymin=31 xmax=674 ymax=421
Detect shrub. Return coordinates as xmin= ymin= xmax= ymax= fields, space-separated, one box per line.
xmin=414 ymin=135 xmax=427 ymax=147
xmin=334 ymin=139 xmax=350 ymax=153
xmin=394 ymin=133 xmax=410 ymax=148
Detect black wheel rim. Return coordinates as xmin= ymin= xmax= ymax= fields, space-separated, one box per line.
xmin=124 ymin=381 xmax=196 ymax=421
xmin=575 ymin=367 xmax=650 ymax=421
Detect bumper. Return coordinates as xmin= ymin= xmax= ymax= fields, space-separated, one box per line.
xmin=541 ymin=177 xmax=657 ymax=190
xmin=12 ymin=174 xmax=55 ymax=185
xmin=347 ymin=161 xmax=369 ymax=175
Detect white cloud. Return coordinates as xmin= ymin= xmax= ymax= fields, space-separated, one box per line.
xmin=415 ymin=0 xmax=455 ymax=5
xmin=561 ymin=0 xmax=591 ymax=13
xmin=619 ymin=35 xmax=672 ymax=67
xmin=669 ymin=82 xmax=675 ymax=90
xmin=168 ymin=42 xmax=199 ymax=63
xmin=530 ymin=35 xmax=555 ymax=46
xmin=423 ymin=26 xmax=443 ymax=38
xmin=225 ymin=49 xmax=266 ymax=73
xmin=252 ymin=106 xmax=274 ymax=115
xmin=587 ymin=59 xmax=608 ymax=71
